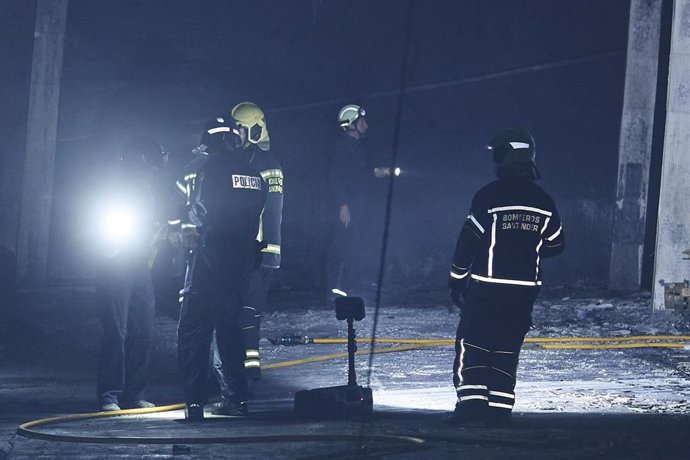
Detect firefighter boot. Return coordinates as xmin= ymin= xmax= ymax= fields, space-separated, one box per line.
xmin=485 ymin=407 xmax=512 ymax=427
xmin=211 ymin=400 xmax=248 ymax=417
xmin=446 ymin=400 xmax=487 ymax=427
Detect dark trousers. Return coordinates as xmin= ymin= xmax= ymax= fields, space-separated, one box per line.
xmin=177 ymin=249 xmax=252 ymax=405
xmin=212 ymin=266 xmax=273 ymax=395
xmin=97 ymin=260 xmax=155 ymax=405
xmin=452 ymin=282 xmax=537 ymax=417
xmin=326 ymin=217 xmax=370 ymax=295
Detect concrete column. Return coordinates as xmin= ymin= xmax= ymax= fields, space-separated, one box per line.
xmin=610 ymin=0 xmax=663 ymax=291
xmin=16 ymin=0 xmax=69 ymax=285
xmin=653 ymin=0 xmax=690 ymax=310
xmin=0 ymin=2 xmax=35 ymax=295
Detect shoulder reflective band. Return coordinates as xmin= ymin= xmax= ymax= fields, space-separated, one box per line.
xmin=487 ymin=205 xmax=552 ymax=216
xmin=261 ymin=169 xmax=283 ymax=193
xmin=260 ymin=168 xmax=283 ymax=179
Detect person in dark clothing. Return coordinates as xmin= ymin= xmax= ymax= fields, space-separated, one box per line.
xmin=447 ymin=128 xmax=565 ymax=426
xmin=96 ymin=136 xmax=168 ymax=412
xmin=209 ymin=101 xmax=284 ymax=414
xmin=326 ymin=104 xmax=376 ymax=299
xmin=176 ymin=118 xmax=266 ymax=420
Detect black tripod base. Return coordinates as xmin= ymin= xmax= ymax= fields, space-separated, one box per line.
xmin=294 ymin=385 xmax=373 ymax=419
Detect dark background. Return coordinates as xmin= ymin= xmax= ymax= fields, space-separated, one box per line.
xmin=1 ymin=0 xmax=632 ymax=297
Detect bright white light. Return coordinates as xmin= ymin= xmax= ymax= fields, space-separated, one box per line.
xmin=394 ymin=167 xmax=401 ymax=176
xmin=331 ymin=288 xmax=348 ymax=297
xmin=101 ymin=207 xmax=135 ymax=243
xmin=136 ymin=409 xmax=186 ymax=420
xmin=374 ymin=387 xmax=454 ymax=412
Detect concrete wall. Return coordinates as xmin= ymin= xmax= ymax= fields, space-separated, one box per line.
xmin=30 ymin=1 xmax=629 ymax=292
xmin=653 ymin=0 xmax=690 ymax=309
xmin=0 ymin=1 xmax=36 ymax=297
xmin=610 ymin=0 xmax=663 ymax=291
xmin=16 ymin=0 xmax=68 ymax=285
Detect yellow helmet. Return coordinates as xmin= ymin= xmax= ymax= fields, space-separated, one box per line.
xmin=231 ymin=101 xmax=270 ymax=151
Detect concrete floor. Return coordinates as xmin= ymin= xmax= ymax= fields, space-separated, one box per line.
xmin=2 ymin=287 xmax=690 ymax=459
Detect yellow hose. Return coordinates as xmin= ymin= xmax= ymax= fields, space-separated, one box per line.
xmin=526 ymin=335 xmax=690 ymax=343
xmin=264 ymin=343 xmax=436 ymax=369
xmin=18 ymin=404 xmax=185 ymax=431
xmin=17 ymin=343 xmax=435 ymax=440
xmin=541 ymin=342 xmax=687 ymax=350
xmin=310 ymin=335 xmax=690 ymax=346
xmin=17 ymin=333 xmax=690 ymax=443
xmin=313 ymin=337 xmax=451 ymax=345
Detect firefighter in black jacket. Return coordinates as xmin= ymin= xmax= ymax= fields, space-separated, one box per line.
xmin=327 ymin=104 xmax=374 ymax=298
xmin=176 ymin=118 xmax=266 ymax=420
xmin=206 ymin=102 xmax=283 ymax=414
xmin=448 ymin=128 xmax=564 ymax=426
xmin=232 ymin=101 xmax=282 ymax=375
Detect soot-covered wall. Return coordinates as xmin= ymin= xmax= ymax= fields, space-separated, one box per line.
xmin=42 ymin=0 xmax=628 ymax=293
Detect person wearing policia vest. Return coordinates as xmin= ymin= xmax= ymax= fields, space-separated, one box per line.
xmin=209 ymin=102 xmax=284 ymax=416
xmin=447 ymin=128 xmax=565 ymax=426
xmin=176 ymin=117 xmax=266 ymax=420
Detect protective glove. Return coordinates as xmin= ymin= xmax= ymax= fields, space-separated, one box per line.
xmin=449 ymin=287 xmax=464 ymax=308
xmin=448 ymin=277 xmax=467 ymax=308
xmin=254 ymin=240 xmax=268 ymax=268
xmin=167 ymin=228 xmax=183 ymax=248
xmin=181 ymin=224 xmax=199 ymax=249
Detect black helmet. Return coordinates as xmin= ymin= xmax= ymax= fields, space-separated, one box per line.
xmin=199 ymin=117 xmax=243 ymax=155
xmin=120 ymin=136 xmax=167 ymax=170
xmin=488 ymin=128 xmax=535 ymax=165
xmin=487 ymin=128 xmax=538 ymax=179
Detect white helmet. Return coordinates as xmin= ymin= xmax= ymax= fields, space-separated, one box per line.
xmin=338 ymin=104 xmax=366 ymax=129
